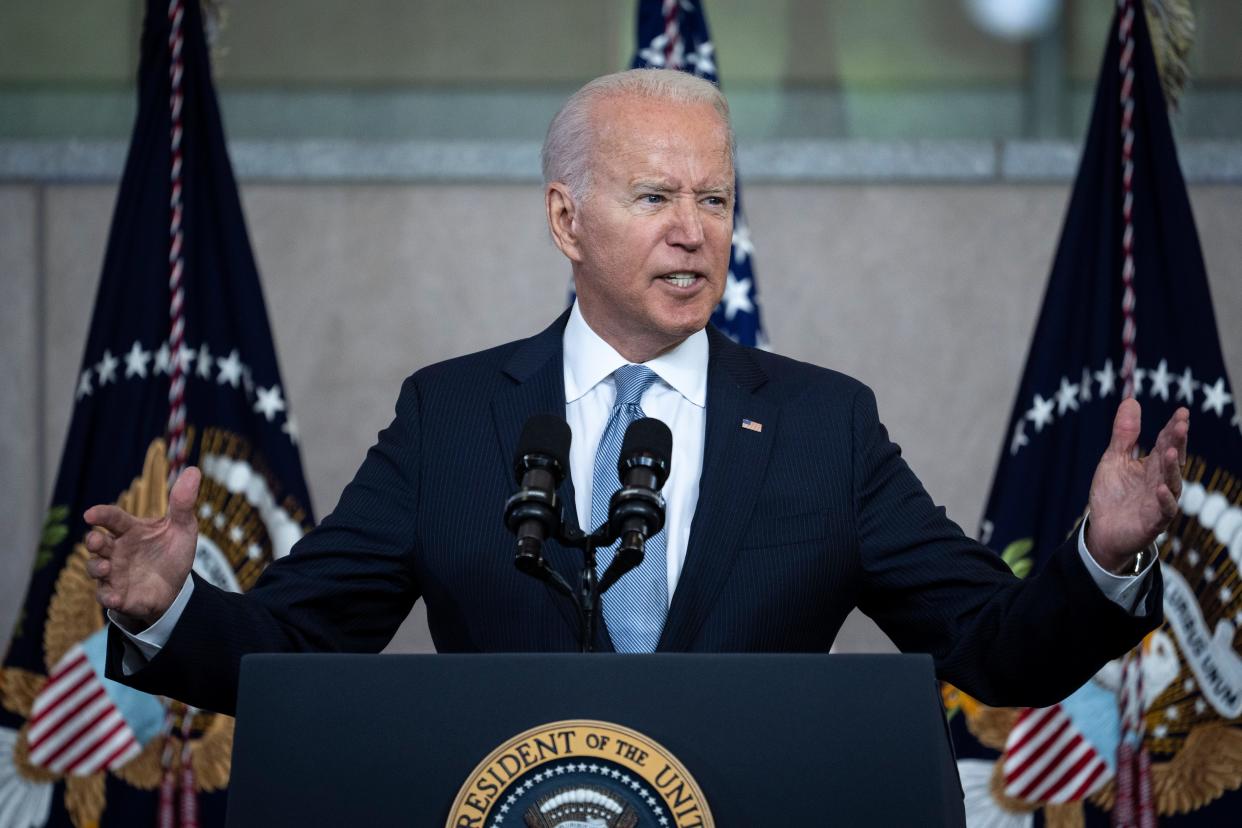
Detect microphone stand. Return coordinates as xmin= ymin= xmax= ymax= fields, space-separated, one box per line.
xmin=514 ymin=520 xmax=625 ymax=654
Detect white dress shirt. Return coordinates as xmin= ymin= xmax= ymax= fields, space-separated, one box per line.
xmin=113 ymin=302 xmax=1153 ymax=669
xmin=563 ymin=301 xmax=707 ymax=603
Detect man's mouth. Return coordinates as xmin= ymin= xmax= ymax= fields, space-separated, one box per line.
xmin=659 ymin=272 xmax=700 ymax=288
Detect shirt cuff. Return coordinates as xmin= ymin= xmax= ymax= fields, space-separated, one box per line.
xmin=1076 ymin=518 xmax=1156 ymax=616
xmin=108 ymin=574 xmax=195 ymax=674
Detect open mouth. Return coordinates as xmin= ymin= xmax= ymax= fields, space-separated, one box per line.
xmin=659 ymin=272 xmax=700 ymax=288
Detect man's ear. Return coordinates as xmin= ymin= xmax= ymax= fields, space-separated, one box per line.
xmin=546 ymin=182 xmax=583 ymax=263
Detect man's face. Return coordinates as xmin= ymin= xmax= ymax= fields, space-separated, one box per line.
xmin=558 ymin=95 xmax=734 ymax=360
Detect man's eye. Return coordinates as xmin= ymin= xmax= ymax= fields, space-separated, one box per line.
xmin=641 ymin=193 xmax=665 ymax=204
xmin=703 ymin=196 xmax=727 ymax=207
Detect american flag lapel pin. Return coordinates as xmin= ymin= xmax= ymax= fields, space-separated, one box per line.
xmin=741 ymin=418 xmax=763 ymax=433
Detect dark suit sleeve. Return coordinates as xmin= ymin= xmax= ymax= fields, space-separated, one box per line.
xmin=849 ymin=385 xmax=1161 ymax=708
xmin=106 ymin=376 xmax=426 ymax=715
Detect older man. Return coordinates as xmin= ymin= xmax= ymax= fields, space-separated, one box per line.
xmin=86 ymin=69 xmax=1187 ymax=716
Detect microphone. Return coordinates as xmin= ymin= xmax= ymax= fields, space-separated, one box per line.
xmin=600 ymin=417 xmax=672 ymax=593
xmin=504 ymin=415 xmax=571 ymax=576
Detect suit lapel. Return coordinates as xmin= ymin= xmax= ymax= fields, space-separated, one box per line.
xmin=490 ymin=309 xmax=590 ymax=644
xmin=658 ymin=327 xmax=776 ymax=651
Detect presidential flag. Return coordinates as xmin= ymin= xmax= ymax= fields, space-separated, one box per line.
xmin=631 ymin=0 xmax=767 ymax=348
xmin=942 ymin=1 xmax=1242 ymax=824
xmin=0 ymin=1 xmax=314 ymax=825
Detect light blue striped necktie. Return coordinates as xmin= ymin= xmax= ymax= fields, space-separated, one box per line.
xmin=591 ymin=364 xmax=667 ymax=653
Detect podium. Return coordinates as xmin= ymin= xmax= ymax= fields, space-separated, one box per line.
xmin=227 ymin=653 xmax=964 ymax=827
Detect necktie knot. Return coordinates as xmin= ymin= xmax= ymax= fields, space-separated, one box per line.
xmin=612 ymin=364 xmax=658 ymax=409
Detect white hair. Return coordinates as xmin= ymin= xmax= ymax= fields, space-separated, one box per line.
xmin=541 ymin=68 xmax=734 ymax=200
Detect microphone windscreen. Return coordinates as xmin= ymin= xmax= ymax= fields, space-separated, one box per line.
xmin=515 ymin=414 xmax=572 ymax=471
xmin=620 ymin=417 xmax=673 ymax=467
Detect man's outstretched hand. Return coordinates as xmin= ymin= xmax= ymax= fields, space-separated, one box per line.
xmin=1086 ymin=399 xmax=1189 ymax=573
xmin=84 ymin=466 xmax=201 ymax=630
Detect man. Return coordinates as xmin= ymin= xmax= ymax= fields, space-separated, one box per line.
xmin=86 ymin=70 xmax=1188 ymax=717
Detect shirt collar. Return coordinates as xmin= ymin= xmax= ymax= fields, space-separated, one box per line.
xmin=563 ymin=300 xmax=708 ymax=408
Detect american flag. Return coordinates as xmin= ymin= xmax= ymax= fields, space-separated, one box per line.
xmin=631 ymin=0 xmax=766 ymax=348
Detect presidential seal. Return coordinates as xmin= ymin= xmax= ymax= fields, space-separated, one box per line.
xmin=447 ymin=720 xmax=713 ymax=828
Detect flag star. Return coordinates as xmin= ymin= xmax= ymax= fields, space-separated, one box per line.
xmin=176 ymin=343 xmax=196 ymax=374
xmin=638 ymin=33 xmax=678 ymax=68
xmin=1187 ymin=549 xmax=1200 ymax=566
xmin=1176 ymin=367 xmax=1198 ymax=403
xmin=212 ymin=513 xmax=226 ymax=530
xmin=686 ymin=39 xmax=716 ymax=77
xmin=96 ymin=350 xmax=119 ymax=386
xmin=1079 ymin=366 xmax=1093 ymax=402
xmin=196 ymin=343 xmax=214 ymax=380
xmin=1026 ymin=393 xmax=1056 ymax=433
xmin=1205 ymin=566 xmax=1216 ymax=582
xmin=1183 ymin=678 xmax=1195 ymax=693
xmin=1201 ymin=377 xmax=1233 ymax=416
xmin=75 ymin=369 xmax=93 ymax=400
xmin=731 ymin=218 xmax=754 ymax=263
xmin=228 ymin=525 xmax=244 ymax=544
xmin=216 ymin=349 xmax=243 ymax=387
xmin=1054 ymin=376 xmax=1080 ymax=415
xmin=154 ymin=342 xmax=172 ymax=375
xmin=1221 ymin=586 xmax=1233 ymax=603
xmin=1148 ymin=359 xmax=1172 ymax=401
xmin=721 ymin=271 xmax=754 ymax=321
xmin=1165 ymin=707 xmax=1178 ymax=720
xmin=1009 ymin=419 xmax=1029 ymax=455
xmin=1153 ymin=724 xmax=1169 ymax=738
xmin=1131 ymin=366 xmax=1147 ymax=396
xmin=247 ymin=542 xmax=263 ymax=560
xmin=199 ymin=503 xmax=214 ymax=519
xmin=1095 ymin=359 xmax=1116 ymax=398
xmin=254 ymin=384 xmax=286 ymax=422
xmin=124 ymin=340 xmax=151 ymax=379
xmin=282 ymin=415 xmax=300 ymax=445
xmin=1195 ymin=699 xmax=1208 ymax=714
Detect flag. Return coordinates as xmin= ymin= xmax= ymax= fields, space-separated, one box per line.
xmin=0 ymin=1 xmax=314 ymax=825
xmin=942 ymin=1 xmax=1242 ymax=824
xmin=631 ymin=0 xmax=766 ymax=348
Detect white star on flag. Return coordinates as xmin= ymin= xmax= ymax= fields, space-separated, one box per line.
xmin=254 ymin=384 xmax=286 ymax=422
xmin=282 ymin=415 xmax=300 ymax=445
xmin=731 ymin=219 xmax=754 ymax=264
xmin=76 ymin=369 xmax=93 ymax=400
xmin=1054 ymin=376 xmax=1080 ymax=415
xmin=1176 ymin=367 xmax=1199 ymax=403
xmin=1201 ymin=377 xmax=1233 ymax=416
xmin=96 ymin=350 xmax=119 ymax=386
xmin=1009 ymin=419 xmax=1029 ymax=455
xmin=1095 ymin=359 xmax=1116 ymax=397
xmin=176 ymin=343 xmax=195 ymax=374
xmin=95 ymin=352 xmax=118 ymax=387
xmin=216 ymin=349 xmax=243 ymax=387
xmin=1026 ymin=394 xmax=1055 ymax=433
xmin=123 ymin=340 xmax=151 ymax=378
xmin=196 ymin=343 xmax=214 ymax=380
xmin=154 ymin=342 xmax=172 ymax=375
xmin=1079 ymin=366 xmax=1094 ymax=402
xmin=686 ymin=40 xmax=716 ymax=76
xmin=721 ymin=271 xmax=754 ymax=320
xmin=1148 ymin=359 xmax=1172 ymax=400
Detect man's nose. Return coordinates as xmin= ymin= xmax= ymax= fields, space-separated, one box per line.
xmin=666 ymin=197 xmax=705 ymax=249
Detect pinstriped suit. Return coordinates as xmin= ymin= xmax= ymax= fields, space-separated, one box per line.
xmin=107 ymin=311 xmax=1160 ymax=715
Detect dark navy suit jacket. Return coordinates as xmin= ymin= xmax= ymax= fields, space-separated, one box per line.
xmin=108 ymin=312 xmax=1160 ymax=715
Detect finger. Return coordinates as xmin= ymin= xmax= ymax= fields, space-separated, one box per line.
xmin=1107 ymin=398 xmax=1142 ymax=456
xmin=96 ymin=585 xmax=120 ymax=611
xmin=1162 ymin=446 xmax=1183 ymax=500
xmin=1156 ymin=483 xmax=1179 ymax=521
xmin=168 ymin=466 xmax=202 ymax=529
xmin=83 ymin=503 xmax=136 ymax=535
xmin=84 ymin=529 xmax=114 ymax=558
xmin=85 ymin=557 xmax=111 ymax=580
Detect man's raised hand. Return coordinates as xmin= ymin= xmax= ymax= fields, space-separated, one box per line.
xmin=1086 ymin=399 xmax=1190 ymax=573
xmin=83 ymin=466 xmax=201 ymax=630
